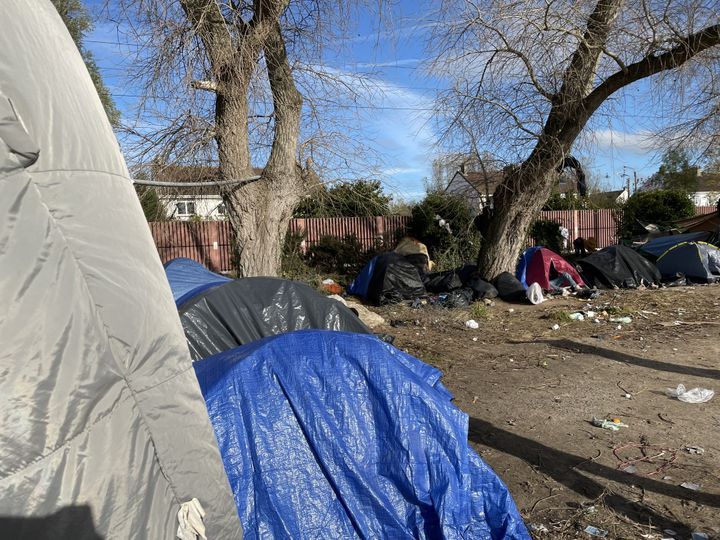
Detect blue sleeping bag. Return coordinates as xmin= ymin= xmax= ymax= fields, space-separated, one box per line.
xmin=194 ymin=330 xmax=529 ymax=539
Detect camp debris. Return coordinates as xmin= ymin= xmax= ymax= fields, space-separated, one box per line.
xmin=165 ymin=258 xmax=371 ymax=360
xmin=516 ymin=246 xmax=585 ymax=291
xmin=0 ymin=4 xmax=241 ymax=537
xmin=578 ymin=245 xmax=661 ymax=289
xmin=195 ymin=330 xmax=531 ymax=539
xmin=655 ymin=241 xmax=720 ymax=283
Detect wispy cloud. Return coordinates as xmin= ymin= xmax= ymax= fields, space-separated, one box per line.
xmin=590 ymin=129 xmax=660 ymax=153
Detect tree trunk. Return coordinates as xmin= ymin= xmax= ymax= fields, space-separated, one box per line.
xmin=223 ymin=20 xmax=304 ymax=277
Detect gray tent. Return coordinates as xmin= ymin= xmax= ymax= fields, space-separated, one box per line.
xmin=0 ymin=2 xmax=241 ymax=539
xmin=656 ymin=242 xmax=720 ymax=283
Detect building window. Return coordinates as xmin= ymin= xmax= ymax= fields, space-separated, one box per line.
xmin=217 ymin=203 xmax=226 ymax=215
xmin=176 ymin=201 xmax=196 ymax=216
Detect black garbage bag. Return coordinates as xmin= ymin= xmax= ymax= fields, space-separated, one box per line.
xmin=494 ymin=272 xmax=527 ymax=303
xmin=443 ymin=288 xmax=474 ymax=308
xmin=466 ymin=277 xmax=498 ymax=300
xmin=424 ymin=270 xmax=463 ymax=293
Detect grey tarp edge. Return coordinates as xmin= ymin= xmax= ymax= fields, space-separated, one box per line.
xmin=178 ymin=277 xmax=372 ymax=361
xmin=0 ymin=2 xmax=241 ymax=538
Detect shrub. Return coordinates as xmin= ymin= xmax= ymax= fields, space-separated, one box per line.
xmin=529 ymin=219 xmax=563 ymax=253
xmin=408 ymin=192 xmax=481 ymax=268
xmin=619 ymin=189 xmax=694 ymax=238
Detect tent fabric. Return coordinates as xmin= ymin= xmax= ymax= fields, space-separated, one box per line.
xmin=165 ymin=257 xmax=232 ymax=306
xmin=516 ymin=247 xmax=585 ymax=290
xmin=578 ymin=245 xmax=661 ymax=289
xmin=194 ymin=330 xmax=530 ymax=540
xmin=656 ymin=242 xmax=720 ymax=283
xmin=639 ymin=232 xmax=710 ymax=259
xmin=349 ymin=252 xmax=426 ymax=305
xmin=0 ymin=3 xmax=241 ymax=538
xmin=178 ymin=277 xmax=371 ymax=360
xmin=516 ymin=246 xmax=542 ymax=289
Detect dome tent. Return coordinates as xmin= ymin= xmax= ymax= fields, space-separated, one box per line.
xmin=578 ymin=245 xmax=661 ymax=289
xmin=165 ymin=258 xmax=371 ymax=360
xmin=656 ymin=242 xmax=720 ymax=283
xmin=348 ymin=252 xmax=426 ymax=305
xmin=516 ymin=246 xmax=585 ymax=290
xmin=0 ymin=3 xmax=241 ymax=538
xmin=195 ymin=330 xmax=530 ymax=538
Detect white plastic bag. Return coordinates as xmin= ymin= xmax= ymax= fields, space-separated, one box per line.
xmin=526 ymin=282 xmax=545 ymax=305
xmin=665 ymin=384 xmax=715 ymax=404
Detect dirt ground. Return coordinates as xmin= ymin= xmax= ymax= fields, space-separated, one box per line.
xmin=373 ymin=285 xmax=720 ymax=539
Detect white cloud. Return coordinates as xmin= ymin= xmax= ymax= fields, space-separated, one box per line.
xmin=590 ymin=129 xmax=660 ymax=153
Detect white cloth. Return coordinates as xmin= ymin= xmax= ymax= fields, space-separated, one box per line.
xmin=177 ymin=498 xmax=208 ymax=540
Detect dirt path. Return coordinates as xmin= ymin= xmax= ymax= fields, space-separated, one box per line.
xmin=375 ymin=285 xmax=720 ymax=539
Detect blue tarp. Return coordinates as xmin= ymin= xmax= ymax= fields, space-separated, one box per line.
xmin=639 ymin=232 xmax=709 ymax=258
xmin=164 ymin=257 xmax=231 ymax=307
xmin=347 ymin=255 xmax=377 ymax=299
xmin=195 ymin=330 xmax=529 ymax=539
xmin=515 ymin=246 xmax=542 ymax=289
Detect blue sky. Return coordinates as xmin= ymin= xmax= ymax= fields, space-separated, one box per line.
xmin=86 ymin=1 xmax=669 ymax=201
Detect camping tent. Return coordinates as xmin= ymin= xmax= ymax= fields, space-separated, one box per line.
xmin=656 ymin=242 xmax=720 ymax=283
xmin=578 ymin=245 xmax=661 ymax=289
xmin=348 ymin=252 xmax=426 ymax=305
xmin=0 ymin=3 xmax=241 ymax=538
xmin=195 ymin=330 xmax=530 ymax=539
xmin=639 ymin=232 xmax=711 ymax=259
xmin=165 ymin=257 xmax=232 ymax=306
xmin=166 ymin=260 xmax=371 ymax=360
xmin=516 ymin=246 xmax=585 ymax=290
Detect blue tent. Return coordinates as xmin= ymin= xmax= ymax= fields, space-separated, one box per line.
xmin=195 ymin=330 xmax=529 ymax=539
xmin=164 ymin=257 xmax=231 ymax=306
xmin=515 ymin=246 xmax=542 ymax=288
xmin=639 ymin=232 xmax=710 ymax=258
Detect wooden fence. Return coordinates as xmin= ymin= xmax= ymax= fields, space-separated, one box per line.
xmin=149 ymin=206 xmax=717 ymax=272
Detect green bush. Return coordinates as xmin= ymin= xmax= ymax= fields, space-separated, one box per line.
xmin=529 ymin=219 xmax=563 ymax=253
xmin=408 ymin=192 xmax=480 ymax=269
xmin=619 ymin=189 xmax=694 ymax=238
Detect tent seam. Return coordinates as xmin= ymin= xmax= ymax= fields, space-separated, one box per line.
xmin=21 ymin=172 xmax=185 ymax=506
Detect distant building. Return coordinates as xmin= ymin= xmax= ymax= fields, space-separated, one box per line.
xmin=587 ymin=187 xmax=629 ymax=207
xmin=151 ymin=164 xmax=262 ymax=220
xmin=691 ymin=171 xmax=720 ymax=206
xmin=444 ymin=164 xmax=505 ymax=211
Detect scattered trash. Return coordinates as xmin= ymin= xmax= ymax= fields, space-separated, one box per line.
xmin=664 ymin=529 xmax=677 ymax=537
xmin=663 ymin=475 xmax=673 ymax=481
xmin=321 ymin=278 xmax=343 ymax=295
xmin=623 ymin=465 xmax=637 ymax=474
xmin=529 ymin=523 xmax=549 ymax=533
xmin=684 ymin=445 xmax=705 ymax=455
xmin=680 ymin=481 xmax=701 ymax=491
xmin=507 ymin=308 xmax=515 ymax=313
xmin=691 ymin=532 xmax=709 ymax=540
xmin=585 ymin=311 xmax=596 ymax=318
xmin=609 ymin=316 xmax=632 ymax=324
xmin=665 ymin=384 xmax=715 ymax=403
xmin=472 ymin=337 xmax=478 ymax=342
xmin=551 ymin=324 xmax=560 ymax=331
xmin=584 ymin=525 xmax=608 ymax=537
xmin=483 ymin=298 xmax=495 ymax=306
xmin=374 ymin=333 xmax=395 ymax=344
xmin=592 ymin=417 xmax=628 ymax=431
xmin=624 ymin=393 xmax=632 ymax=399
xmin=580 ymin=502 xmax=597 ymax=513
xmin=569 ymin=312 xmax=585 ymax=321
xmin=465 ymin=319 xmax=479 ymax=329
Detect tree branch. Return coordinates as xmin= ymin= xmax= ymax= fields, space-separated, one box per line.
xmin=585 ymin=24 xmax=720 ymax=113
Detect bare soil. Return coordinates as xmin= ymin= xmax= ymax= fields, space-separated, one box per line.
xmin=374 ymin=285 xmax=720 ymax=539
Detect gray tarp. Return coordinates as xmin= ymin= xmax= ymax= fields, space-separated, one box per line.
xmin=0 ymin=2 xmax=242 ymax=539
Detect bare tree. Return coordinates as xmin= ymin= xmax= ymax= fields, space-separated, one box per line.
xmin=430 ymin=0 xmax=720 ymax=278
xmin=109 ymin=0 xmax=386 ymax=276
